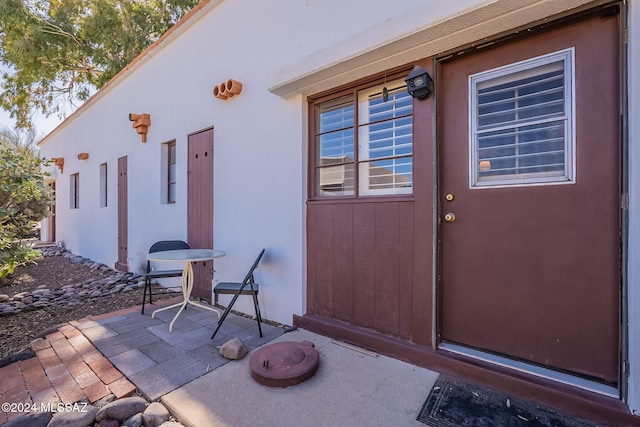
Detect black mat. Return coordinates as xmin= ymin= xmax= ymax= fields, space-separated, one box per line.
xmin=417 ymin=375 xmax=603 ymax=427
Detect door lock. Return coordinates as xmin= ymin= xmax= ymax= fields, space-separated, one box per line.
xmin=445 ymin=193 xmax=455 ymax=202
xmin=444 ymin=213 xmax=456 ymax=223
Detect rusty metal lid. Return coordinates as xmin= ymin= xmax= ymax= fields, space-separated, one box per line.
xmin=249 ymin=340 xmax=320 ymax=387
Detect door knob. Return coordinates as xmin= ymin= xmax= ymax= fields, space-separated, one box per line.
xmin=444 ymin=213 xmax=456 ymax=223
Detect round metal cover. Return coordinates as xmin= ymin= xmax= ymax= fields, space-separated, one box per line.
xmin=249 ymin=340 xmax=319 ymax=387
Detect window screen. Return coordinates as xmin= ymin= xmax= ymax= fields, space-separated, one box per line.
xmin=470 ymin=49 xmax=575 ymax=187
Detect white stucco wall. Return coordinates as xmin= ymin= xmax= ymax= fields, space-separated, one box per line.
xmin=38 ymin=0 xmax=639 ymax=413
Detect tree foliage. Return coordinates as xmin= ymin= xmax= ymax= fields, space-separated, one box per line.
xmin=0 ymin=0 xmax=200 ymax=128
xmin=0 ymin=127 xmax=52 ymax=278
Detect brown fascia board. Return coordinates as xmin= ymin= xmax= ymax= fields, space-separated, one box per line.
xmin=37 ymin=0 xmax=222 ymax=147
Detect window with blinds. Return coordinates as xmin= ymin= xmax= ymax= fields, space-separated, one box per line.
xmin=313 ymin=77 xmax=413 ymax=197
xmin=470 ymin=49 xmax=575 ymax=187
xmin=358 ymin=83 xmax=413 ymax=195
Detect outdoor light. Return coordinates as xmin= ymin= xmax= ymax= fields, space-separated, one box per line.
xmin=405 ymin=65 xmax=433 ymax=100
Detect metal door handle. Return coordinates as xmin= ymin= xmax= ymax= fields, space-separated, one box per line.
xmin=444 ymin=213 xmax=456 ymax=223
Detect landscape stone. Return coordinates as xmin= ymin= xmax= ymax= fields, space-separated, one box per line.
xmin=158 ymin=422 xmax=185 ymax=427
xmin=98 ymin=418 xmax=120 ymax=427
xmin=0 ymin=294 xmax=10 ymax=302
xmin=123 ymin=412 xmax=143 ymax=427
xmin=95 ymin=396 xmax=148 ymax=422
xmin=94 ymin=393 xmax=117 ymax=408
xmin=2 ymin=411 xmax=52 ymax=427
xmin=219 ymin=337 xmax=249 ymax=360
xmin=47 ymin=404 xmax=97 ymax=427
xmin=142 ymin=402 xmax=170 ymax=427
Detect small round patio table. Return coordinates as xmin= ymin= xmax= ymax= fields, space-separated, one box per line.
xmin=147 ymin=248 xmax=226 ymax=331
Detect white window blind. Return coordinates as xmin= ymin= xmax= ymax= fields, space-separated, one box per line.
xmin=358 ymin=82 xmax=413 ymax=195
xmin=470 ymin=49 xmax=575 ymax=187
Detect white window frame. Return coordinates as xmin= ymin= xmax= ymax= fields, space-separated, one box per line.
xmin=161 ymin=140 xmax=176 ymax=204
xmin=357 ymin=81 xmax=413 ymax=196
xmin=70 ymin=173 xmax=79 ymax=209
xmin=99 ymin=163 xmax=107 ymax=207
xmin=469 ymin=48 xmax=576 ymax=189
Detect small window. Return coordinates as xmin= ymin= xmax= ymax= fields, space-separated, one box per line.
xmin=469 ymin=48 xmax=575 ymax=188
xmin=70 ymin=173 xmax=79 ymax=209
xmin=161 ymin=141 xmax=176 ymax=204
xmin=313 ymin=77 xmax=413 ymax=197
xmin=99 ymin=163 xmax=107 ymax=207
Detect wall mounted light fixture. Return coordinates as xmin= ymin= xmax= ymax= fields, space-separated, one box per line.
xmin=129 ymin=113 xmax=151 ymax=142
xmin=405 ymin=66 xmax=433 ymax=100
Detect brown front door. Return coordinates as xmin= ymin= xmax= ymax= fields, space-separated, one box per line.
xmin=439 ymin=14 xmax=620 ymax=385
xmin=115 ymin=156 xmax=128 ymax=271
xmin=188 ymin=128 xmax=214 ymax=301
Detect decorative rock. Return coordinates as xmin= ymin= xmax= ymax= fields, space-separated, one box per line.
xmin=2 ymin=411 xmax=52 ymax=427
xmin=95 ymin=396 xmax=148 ymax=422
xmin=0 ymin=294 xmax=9 ymax=302
xmin=90 ymin=290 xmax=102 ymax=298
xmin=47 ymin=404 xmax=97 ymax=427
xmin=98 ymin=418 xmax=120 ymax=427
xmin=12 ymin=292 xmax=28 ymax=300
xmin=142 ymin=402 xmax=170 ymax=427
xmin=158 ymin=422 xmax=185 ymax=427
xmin=94 ymin=393 xmax=117 ymax=408
xmin=123 ymin=412 xmax=144 ymax=427
xmin=219 ymin=338 xmax=249 ymax=360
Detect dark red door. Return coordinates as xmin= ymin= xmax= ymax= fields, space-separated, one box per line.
xmin=188 ymin=128 xmax=214 ymax=301
xmin=439 ymin=15 xmax=620 ymax=384
xmin=115 ymin=156 xmax=128 ymax=271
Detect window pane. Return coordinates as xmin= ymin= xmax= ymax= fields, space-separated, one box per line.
xmin=317 ymin=163 xmax=354 ymax=196
xmin=359 ymin=116 xmax=412 ymax=160
xmin=168 ymin=143 xmax=176 ymax=164
xmin=169 ymin=163 xmax=176 ymax=183
xmin=471 ymin=49 xmax=573 ymax=187
xmin=477 ymin=61 xmax=564 ymax=129
xmin=168 ymin=183 xmax=176 ymax=203
xmin=359 ymin=157 xmax=412 ymax=195
xmin=317 ymin=95 xmax=354 ymax=133
xmin=477 ymin=121 xmax=565 ymax=180
xmin=317 ymin=129 xmax=354 ymax=161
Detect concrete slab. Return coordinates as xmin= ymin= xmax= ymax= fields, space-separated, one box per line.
xmin=162 ymin=329 xmax=438 ymax=427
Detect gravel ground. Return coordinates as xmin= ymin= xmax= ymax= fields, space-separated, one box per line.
xmin=0 ymin=249 xmax=178 ymax=358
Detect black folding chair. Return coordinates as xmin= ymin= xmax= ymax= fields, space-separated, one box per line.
xmin=141 ymin=240 xmax=189 ymax=314
xmin=211 ymin=249 xmax=265 ymax=339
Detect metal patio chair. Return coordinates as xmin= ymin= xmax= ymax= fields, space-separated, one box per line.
xmin=141 ymin=240 xmax=190 ymax=314
xmin=211 ymin=248 xmax=265 ymax=339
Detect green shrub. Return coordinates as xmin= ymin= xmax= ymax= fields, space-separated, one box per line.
xmin=0 ymin=148 xmax=52 ymax=278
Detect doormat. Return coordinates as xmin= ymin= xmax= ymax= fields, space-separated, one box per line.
xmin=417 ymin=375 xmax=602 ymax=427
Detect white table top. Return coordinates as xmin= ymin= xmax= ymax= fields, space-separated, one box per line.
xmin=146 ymin=248 xmax=226 ymax=262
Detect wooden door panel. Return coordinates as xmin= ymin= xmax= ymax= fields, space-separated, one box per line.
xmin=115 ymin=156 xmax=128 ymax=271
xmin=440 ymin=15 xmax=620 ymax=384
xmin=188 ymin=129 xmax=214 ymax=301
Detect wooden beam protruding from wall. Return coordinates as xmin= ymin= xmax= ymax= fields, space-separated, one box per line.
xmin=129 ymin=113 xmax=151 ymax=142
xmin=77 ymin=152 xmax=89 ymax=160
xmin=52 ymin=157 xmax=64 ymax=173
